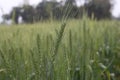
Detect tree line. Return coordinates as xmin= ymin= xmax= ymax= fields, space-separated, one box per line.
xmin=2 ymin=0 xmax=113 ymax=24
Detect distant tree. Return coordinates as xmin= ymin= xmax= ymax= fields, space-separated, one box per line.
xmin=36 ymin=0 xmax=62 ymax=20
xmin=62 ymin=0 xmax=80 ymax=19
xmin=2 ymin=5 xmax=36 ymax=24
xmin=21 ymin=5 xmax=35 ymax=23
xmin=2 ymin=14 xmax=11 ymax=20
xmin=65 ymin=0 xmax=76 ymax=6
xmin=9 ymin=7 xmax=22 ymax=24
xmin=84 ymin=0 xmax=112 ymax=20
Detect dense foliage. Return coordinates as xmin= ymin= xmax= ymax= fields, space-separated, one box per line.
xmin=2 ymin=0 xmax=113 ymax=24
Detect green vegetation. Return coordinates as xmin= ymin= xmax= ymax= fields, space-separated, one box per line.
xmin=0 ymin=19 xmax=120 ymax=80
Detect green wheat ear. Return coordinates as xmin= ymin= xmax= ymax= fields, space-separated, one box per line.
xmin=52 ymin=22 xmax=66 ymax=63
xmin=0 ymin=49 xmax=7 ymax=66
xmin=12 ymin=10 xmax=16 ymax=24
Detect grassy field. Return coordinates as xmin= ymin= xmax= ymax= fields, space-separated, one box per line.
xmin=0 ymin=19 xmax=120 ymax=80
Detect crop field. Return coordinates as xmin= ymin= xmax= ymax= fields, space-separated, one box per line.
xmin=0 ymin=19 xmax=120 ymax=80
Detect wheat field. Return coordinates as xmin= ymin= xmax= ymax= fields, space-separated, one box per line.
xmin=0 ymin=19 xmax=120 ymax=80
